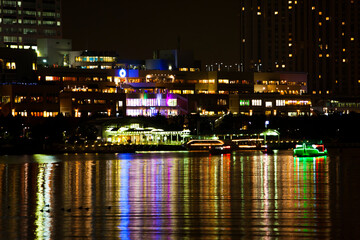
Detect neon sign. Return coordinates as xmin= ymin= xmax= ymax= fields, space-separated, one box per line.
xmin=119 ymin=69 xmax=127 ymax=78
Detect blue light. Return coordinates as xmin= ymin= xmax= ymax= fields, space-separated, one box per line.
xmin=119 ymin=69 xmax=127 ymax=78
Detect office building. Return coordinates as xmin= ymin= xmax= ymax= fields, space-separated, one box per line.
xmin=0 ymin=0 xmax=62 ymax=49
xmin=240 ymin=1 xmax=359 ymax=96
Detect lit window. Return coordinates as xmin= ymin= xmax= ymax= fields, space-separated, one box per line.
xmin=276 ymin=100 xmax=286 ymax=106
xmin=252 ymin=99 xmax=262 ymax=106
xmin=289 ymin=54 xmax=293 ymax=57
xmin=319 ymin=11 xmax=322 ymax=15
xmin=351 ymin=37 xmax=355 ymax=41
xmin=326 ymin=17 xmax=330 ymax=21
xmin=239 ymin=100 xmax=250 ymax=106
xmin=257 ymin=12 xmax=261 ymax=15
xmin=265 ymin=101 xmax=273 ymax=108
xmin=312 ymin=6 xmax=315 ymax=10
xmin=274 ymin=11 xmax=278 ymax=15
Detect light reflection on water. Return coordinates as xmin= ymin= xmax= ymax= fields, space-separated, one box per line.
xmin=0 ymin=150 xmax=359 ymax=239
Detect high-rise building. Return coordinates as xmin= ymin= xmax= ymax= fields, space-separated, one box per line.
xmin=240 ymin=1 xmax=359 ymax=96
xmin=0 ymin=0 xmax=62 ymax=49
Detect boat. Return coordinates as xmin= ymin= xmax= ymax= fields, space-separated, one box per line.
xmin=231 ymin=138 xmax=266 ymax=150
xmin=185 ymin=139 xmax=224 ymax=150
xmin=293 ymin=141 xmax=327 ymax=157
xmin=209 ymin=144 xmax=232 ymax=154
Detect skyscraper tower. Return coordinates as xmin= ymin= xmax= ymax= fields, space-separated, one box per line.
xmin=0 ymin=0 xmax=62 ymax=49
xmin=240 ymin=0 xmax=359 ymax=96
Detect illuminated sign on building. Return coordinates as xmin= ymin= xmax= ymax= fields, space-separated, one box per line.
xmin=126 ymin=94 xmax=177 ymax=107
xmin=126 ymin=98 xmax=177 ymax=107
xmin=119 ymin=69 xmax=127 ymax=78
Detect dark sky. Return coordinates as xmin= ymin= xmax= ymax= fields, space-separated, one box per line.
xmin=62 ymin=0 xmax=240 ymax=65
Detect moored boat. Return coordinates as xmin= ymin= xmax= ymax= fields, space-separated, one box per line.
xmin=209 ymin=145 xmax=232 ymax=154
xmin=293 ymin=141 xmax=327 ymax=157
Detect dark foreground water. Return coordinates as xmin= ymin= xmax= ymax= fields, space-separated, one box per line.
xmin=0 ymin=149 xmax=360 ymax=239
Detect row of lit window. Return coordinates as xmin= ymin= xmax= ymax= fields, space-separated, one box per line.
xmin=45 ymin=76 xmax=109 ymax=82
xmin=0 ymin=9 xmax=60 ymax=18
xmin=239 ymin=99 xmax=310 ymax=107
xmin=169 ymin=90 xmax=194 ymax=94
xmin=0 ymin=18 xmax=60 ymax=25
xmin=12 ymin=111 xmax=59 ymax=117
xmin=179 ymin=68 xmax=200 ymax=72
xmin=75 ymin=56 xmax=116 ymax=63
xmin=14 ymin=95 xmax=59 ymax=104
xmin=72 ymin=98 xmax=107 ymax=105
xmin=198 ymin=79 xmax=215 ymax=84
xmin=5 ymin=61 xmax=16 ymax=69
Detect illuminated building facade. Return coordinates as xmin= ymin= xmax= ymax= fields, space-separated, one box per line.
xmin=230 ymin=94 xmax=312 ymax=116
xmin=0 ymin=0 xmax=62 ymax=49
xmin=0 ymin=84 xmax=60 ymax=117
xmin=240 ymin=0 xmax=360 ymax=96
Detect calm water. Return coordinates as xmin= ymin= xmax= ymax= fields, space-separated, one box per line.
xmin=0 ymin=149 xmax=360 ymax=239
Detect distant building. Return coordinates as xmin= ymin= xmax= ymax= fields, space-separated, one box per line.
xmin=68 ymin=50 xmax=118 ymax=69
xmin=240 ymin=1 xmax=360 ymax=96
xmin=0 ymin=0 xmax=62 ymax=49
xmin=37 ymin=38 xmax=72 ymax=67
xmin=0 ymin=84 xmax=60 ymax=117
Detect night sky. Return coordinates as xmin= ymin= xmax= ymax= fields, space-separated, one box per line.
xmin=62 ymin=0 xmax=240 ymax=65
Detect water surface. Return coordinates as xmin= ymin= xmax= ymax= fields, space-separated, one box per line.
xmin=0 ymin=149 xmax=359 ymax=239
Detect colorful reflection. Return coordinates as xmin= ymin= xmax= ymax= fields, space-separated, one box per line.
xmin=0 ymin=151 xmax=337 ymax=238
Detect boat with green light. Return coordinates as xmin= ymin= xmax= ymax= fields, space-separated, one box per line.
xmin=293 ymin=141 xmax=327 ymax=157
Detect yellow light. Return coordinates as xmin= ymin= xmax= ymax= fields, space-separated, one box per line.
xmin=274 ymin=11 xmax=278 ymax=15
xmin=289 ymin=54 xmax=293 ymax=57
xmin=326 ymin=17 xmax=330 ymax=21
xmin=257 ymin=12 xmax=261 ymax=15
xmin=312 ymin=6 xmax=315 ymax=10
xmin=351 ymin=37 xmax=355 ymax=41
xmin=343 ymin=48 xmax=346 ymax=52
xmin=318 ymin=22 xmax=322 ymax=26
xmin=319 ymin=11 xmax=322 ymax=15
xmin=319 ymin=54 xmax=323 ymax=57
xmin=343 ymin=59 xmax=346 ymax=62
xmin=319 ymin=75 xmax=322 ymax=79
xmin=326 ymin=54 xmax=330 ymax=57
xmin=288 ymin=6 xmax=292 ymax=9
xmin=242 ymin=7 xmax=245 ymax=11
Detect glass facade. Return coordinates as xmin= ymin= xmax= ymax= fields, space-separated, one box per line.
xmin=0 ymin=0 xmax=62 ymax=47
